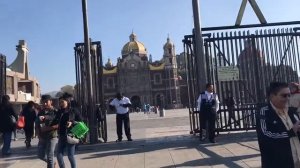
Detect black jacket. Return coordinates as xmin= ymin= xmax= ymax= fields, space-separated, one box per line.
xmin=22 ymin=107 xmax=37 ymax=130
xmin=36 ymin=108 xmax=59 ymax=139
xmin=0 ymin=103 xmax=17 ymax=133
xmin=57 ymin=108 xmax=82 ymax=137
xmin=256 ymin=103 xmax=300 ymax=168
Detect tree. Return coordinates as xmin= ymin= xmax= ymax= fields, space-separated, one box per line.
xmin=60 ymin=85 xmax=74 ymax=96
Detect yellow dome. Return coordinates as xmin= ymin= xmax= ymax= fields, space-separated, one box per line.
xmin=121 ymin=33 xmax=147 ymax=56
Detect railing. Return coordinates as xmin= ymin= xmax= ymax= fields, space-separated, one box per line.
xmin=184 ymin=21 xmax=300 ymax=138
xmin=0 ymin=54 xmax=6 ymax=101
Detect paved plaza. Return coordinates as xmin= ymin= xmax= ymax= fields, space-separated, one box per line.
xmin=0 ymin=109 xmax=261 ymax=168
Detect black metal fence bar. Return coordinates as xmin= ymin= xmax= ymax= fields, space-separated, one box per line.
xmin=184 ymin=23 xmax=300 ymax=135
xmin=0 ymin=54 xmax=6 ymax=101
xmin=205 ymin=27 xmax=300 ymax=132
xmin=74 ymin=41 xmax=107 ymax=142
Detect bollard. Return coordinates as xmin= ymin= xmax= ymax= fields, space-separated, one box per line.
xmin=159 ymin=108 xmax=165 ymax=117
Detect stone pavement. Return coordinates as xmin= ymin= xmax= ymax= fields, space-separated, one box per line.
xmin=0 ymin=109 xmax=261 ymax=168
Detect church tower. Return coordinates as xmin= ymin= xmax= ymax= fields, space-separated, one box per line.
xmin=163 ymin=37 xmax=177 ymax=68
xmin=162 ymin=36 xmax=181 ymax=108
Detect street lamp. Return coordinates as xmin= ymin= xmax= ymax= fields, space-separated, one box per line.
xmin=192 ymin=0 xmax=207 ymax=91
xmin=81 ymin=0 xmax=98 ymax=144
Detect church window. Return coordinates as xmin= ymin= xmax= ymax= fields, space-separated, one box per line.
xmin=107 ymin=78 xmax=114 ymax=88
xmin=169 ymin=58 xmax=173 ymax=64
xmin=154 ymin=74 xmax=162 ymax=85
xmin=130 ymin=63 xmax=135 ymax=68
xmin=168 ymin=48 xmax=172 ymax=54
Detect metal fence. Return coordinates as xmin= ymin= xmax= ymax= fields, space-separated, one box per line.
xmin=74 ymin=41 xmax=107 ymax=142
xmin=0 ymin=54 xmax=6 ymax=102
xmin=184 ymin=22 xmax=300 ymax=137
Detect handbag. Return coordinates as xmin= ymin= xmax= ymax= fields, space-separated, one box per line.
xmin=67 ymin=133 xmax=80 ymax=144
xmin=17 ymin=116 xmax=25 ymax=129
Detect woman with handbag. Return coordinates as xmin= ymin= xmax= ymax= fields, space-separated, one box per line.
xmin=56 ymin=96 xmax=82 ymax=168
xmin=0 ymin=95 xmax=18 ymax=156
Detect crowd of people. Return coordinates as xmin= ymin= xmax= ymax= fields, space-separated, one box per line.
xmin=1 ymin=81 xmax=300 ymax=167
xmin=0 ymin=93 xmax=82 ymax=168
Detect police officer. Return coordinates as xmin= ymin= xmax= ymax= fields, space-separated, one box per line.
xmin=197 ymin=83 xmax=220 ymax=143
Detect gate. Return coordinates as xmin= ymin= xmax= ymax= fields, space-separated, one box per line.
xmin=74 ymin=41 xmax=107 ymax=142
xmin=0 ymin=54 xmax=6 ymax=101
xmin=184 ymin=22 xmax=300 ymax=137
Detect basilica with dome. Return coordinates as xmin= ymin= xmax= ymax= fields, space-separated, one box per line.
xmin=102 ymin=33 xmax=187 ymax=109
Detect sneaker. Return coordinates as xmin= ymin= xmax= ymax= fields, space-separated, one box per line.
xmin=127 ymin=138 xmax=133 ymax=141
xmin=116 ymin=139 xmax=122 ymax=142
xmin=26 ymin=143 xmax=31 ymax=148
xmin=25 ymin=141 xmax=31 ymax=148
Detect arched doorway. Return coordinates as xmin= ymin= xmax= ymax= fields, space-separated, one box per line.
xmin=131 ymin=96 xmax=141 ymax=110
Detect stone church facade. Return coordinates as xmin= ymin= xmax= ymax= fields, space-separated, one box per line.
xmin=102 ymin=33 xmax=185 ymax=109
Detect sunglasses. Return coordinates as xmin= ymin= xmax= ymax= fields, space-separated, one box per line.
xmin=279 ymin=93 xmax=291 ymax=98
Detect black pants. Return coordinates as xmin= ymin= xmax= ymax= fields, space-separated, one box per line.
xmin=227 ymin=107 xmax=237 ymax=124
xmin=116 ymin=113 xmax=131 ymax=140
xmin=200 ymin=111 xmax=216 ymax=140
xmin=24 ymin=125 xmax=34 ymax=143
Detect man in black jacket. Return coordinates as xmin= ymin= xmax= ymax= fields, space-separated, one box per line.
xmin=256 ymin=82 xmax=300 ymax=168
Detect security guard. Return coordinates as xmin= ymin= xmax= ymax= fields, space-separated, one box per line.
xmin=197 ymin=83 xmax=219 ymax=143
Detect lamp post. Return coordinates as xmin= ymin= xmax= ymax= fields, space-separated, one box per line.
xmin=81 ymin=0 xmax=98 ymax=144
xmin=192 ymin=0 xmax=207 ymax=92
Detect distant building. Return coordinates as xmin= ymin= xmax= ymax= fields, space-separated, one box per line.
xmin=4 ymin=40 xmax=41 ymax=112
xmin=102 ymin=33 xmax=188 ymax=109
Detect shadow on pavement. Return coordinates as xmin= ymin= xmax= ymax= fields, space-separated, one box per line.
xmin=2 ymin=130 xmax=259 ymax=167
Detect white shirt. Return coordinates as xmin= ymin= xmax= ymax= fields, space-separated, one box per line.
xmin=197 ymin=91 xmax=220 ymax=111
xmin=110 ymin=97 xmax=131 ymax=114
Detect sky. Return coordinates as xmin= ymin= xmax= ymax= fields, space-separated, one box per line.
xmin=0 ymin=0 xmax=300 ymax=93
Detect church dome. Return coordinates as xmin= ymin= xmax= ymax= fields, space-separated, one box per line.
xmin=121 ymin=33 xmax=147 ymax=56
xmin=163 ymin=37 xmax=173 ymax=49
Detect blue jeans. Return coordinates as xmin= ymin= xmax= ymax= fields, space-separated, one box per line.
xmin=37 ymin=137 xmax=57 ymax=168
xmin=57 ymin=137 xmax=76 ymax=168
xmin=2 ymin=132 xmax=12 ymax=155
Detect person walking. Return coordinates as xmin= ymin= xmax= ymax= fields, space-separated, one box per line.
xmin=56 ymin=96 xmax=82 ymax=168
xmin=0 ymin=95 xmax=18 ymax=156
xmin=109 ymin=92 xmax=133 ymax=142
xmin=225 ymin=92 xmax=239 ymax=126
xmin=256 ymin=82 xmax=300 ymax=168
xmin=22 ymin=101 xmax=37 ymax=148
xmin=35 ymin=95 xmax=59 ymax=168
xmin=197 ymin=83 xmax=220 ymax=143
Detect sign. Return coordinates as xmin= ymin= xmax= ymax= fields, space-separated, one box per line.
xmin=217 ymin=66 xmax=239 ymax=81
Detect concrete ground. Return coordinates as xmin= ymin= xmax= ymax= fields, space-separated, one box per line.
xmin=0 ymin=109 xmax=261 ymax=168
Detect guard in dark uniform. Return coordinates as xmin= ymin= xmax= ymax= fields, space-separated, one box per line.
xmin=197 ymin=83 xmax=219 ymax=143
